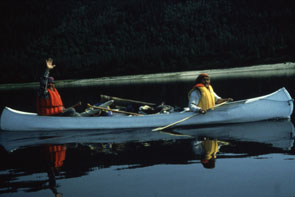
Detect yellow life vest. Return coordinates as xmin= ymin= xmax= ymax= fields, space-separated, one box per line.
xmin=197 ymin=85 xmax=215 ymax=110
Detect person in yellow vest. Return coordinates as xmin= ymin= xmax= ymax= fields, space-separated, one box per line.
xmin=188 ymin=73 xmax=233 ymax=114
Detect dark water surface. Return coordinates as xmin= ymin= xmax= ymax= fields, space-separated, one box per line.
xmin=1 ymin=74 xmax=295 ymax=197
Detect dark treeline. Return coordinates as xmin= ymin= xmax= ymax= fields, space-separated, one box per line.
xmin=1 ymin=0 xmax=295 ymax=83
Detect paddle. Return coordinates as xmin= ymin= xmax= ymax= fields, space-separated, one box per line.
xmin=152 ymin=101 xmax=228 ymax=132
xmin=100 ymin=95 xmax=157 ymax=106
xmin=87 ymin=104 xmax=144 ymax=116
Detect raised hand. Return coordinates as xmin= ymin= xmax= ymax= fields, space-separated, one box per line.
xmin=46 ymin=58 xmax=56 ymax=70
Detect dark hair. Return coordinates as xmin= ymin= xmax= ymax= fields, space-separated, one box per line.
xmin=195 ymin=73 xmax=209 ymax=84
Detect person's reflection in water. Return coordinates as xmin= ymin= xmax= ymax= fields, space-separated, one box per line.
xmin=193 ymin=137 xmax=229 ymax=169
xmin=43 ymin=144 xmax=66 ymax=197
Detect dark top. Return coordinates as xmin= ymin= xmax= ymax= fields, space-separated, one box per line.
xmin=37 ymin=69 xmax=50 ymax=99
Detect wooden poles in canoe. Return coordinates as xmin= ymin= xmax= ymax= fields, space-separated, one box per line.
xmin=152 ymin=102 xmax=228 ymax=131
xmin=100 ymin=95 xmax=156 ymax=106
xmin=87 ymin=104 xmax=143 ymax=116
xmin=69 ymin=101 xmax=82 ymax=108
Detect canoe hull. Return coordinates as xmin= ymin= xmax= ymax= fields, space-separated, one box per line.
xmin=0 ymin=87 xmax=293 ymax=131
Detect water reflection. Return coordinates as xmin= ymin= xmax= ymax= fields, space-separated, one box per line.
xmin=46 ymin=145 xmax=66 ymax=197
xmin=175 ymin=119 xmax=295 ymax=151
xmin=0 ymin=120 xmax=294 ymax=195
xmin=193 ymin=138 xmax=229 ymax=169
xmin=1 ymin=120 xmax=293 ymax=152
xmin=0 ymin=144 xmax=66 ymax=196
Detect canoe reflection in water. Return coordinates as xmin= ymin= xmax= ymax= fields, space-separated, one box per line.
xmin=175 ymin=119 xmax=294 ymax=151
xmin=0 ymin=120 xmax=294 ymax=195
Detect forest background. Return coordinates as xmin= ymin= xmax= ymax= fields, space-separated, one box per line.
xmin=1 ymin=0 xmax=295 ymax=84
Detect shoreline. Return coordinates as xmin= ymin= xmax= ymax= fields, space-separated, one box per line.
xmin=1 ymin=62 xmax=294 ymax=90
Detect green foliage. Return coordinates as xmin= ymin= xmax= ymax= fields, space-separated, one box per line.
xmin=0 ymin=0 xmax=295 ymax=83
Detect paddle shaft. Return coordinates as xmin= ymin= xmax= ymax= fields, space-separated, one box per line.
xmin=152 ymin=102 xmax=227 ymax=131
xmin=152 ymin=114 xmax=197 ymax=131
xmin=100 ymin=95 xmax=156 ymax=106
xmin=87 ymin=104 xmax=143 ymax=116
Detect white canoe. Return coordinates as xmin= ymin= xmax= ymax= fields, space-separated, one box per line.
xmin=0 ymin=87 xmax=293 ymax=131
